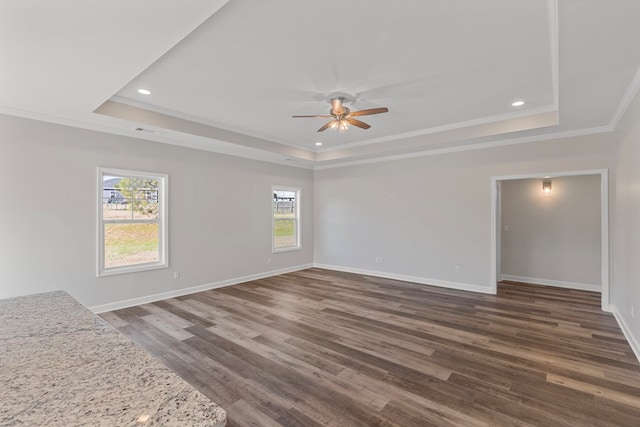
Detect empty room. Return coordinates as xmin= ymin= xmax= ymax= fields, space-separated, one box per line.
xmin=2 ymin=1 xmax=640 ymax=426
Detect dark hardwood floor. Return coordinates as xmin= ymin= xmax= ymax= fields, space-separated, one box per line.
xmin=100 ymin=269 xmax=640 ymax=426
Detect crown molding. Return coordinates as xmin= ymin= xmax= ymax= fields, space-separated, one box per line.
xmin=313 ymin=126 xmax=612 ymax=170
xmin=609 ymin=64 xmax=640 ymax=130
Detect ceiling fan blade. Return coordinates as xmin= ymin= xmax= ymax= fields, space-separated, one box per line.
xmin=348 ymin=107 xmax=389 ymax=117
xmin=346 ymin=118 xmax=371 ymax=130
xmin=331 ymin=98 xmax=344 ymax=115
xmin=317 ymin=121 xmax=335 ymax=132
xmin=292 ymin=115 xmax=334 ymax=118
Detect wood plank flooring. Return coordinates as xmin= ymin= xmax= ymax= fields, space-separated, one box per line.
xmin=100 ymin=269 xmax=640 ymax=426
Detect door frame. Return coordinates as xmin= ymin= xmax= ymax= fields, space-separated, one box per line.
xmin=490 ymin=169 xmax=610 ymax=311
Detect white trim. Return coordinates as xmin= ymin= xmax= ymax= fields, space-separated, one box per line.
xmin=0 ymin=105 xmax=316 ymax=170
xmin=313 ymin=126 xmax=612 ymax=171
xmin=490 ymin=177 xmax=499 ymax=294
xmin=90 ymin=263 xmax=313 ymax=313
xmin=109 ymin=95 xmax=315 ymax=153
xmin=112 ymin=95 xmax=557 ymax=154
xmin=272 ymin=246 xmax=303 ymax=254
xmin=98 ymin=262 xmax=169 ymax=277
xmin=97 ymin=167 xmax=169 ymax=277
xmin=491 ymin=169 xmax=609 ymax=180
xmin=600 ymin=170 xmax=610 ymax=311
xmin=609 ymin=64 xmax=640 ymax=130
xmin=316 ymin=104 xmax=559 ymax=152
xmin=610 ymin=305 xmax=640 ymax=364
xmin=0 ymin=101 xmax=617 ymax=172
xmin=313 ymin=263 xmax=493 ymax=295
xmin=501 ymin=275 xmax=601 ymax=293
xmin=490 ymin=169 xmax=610 ymax=310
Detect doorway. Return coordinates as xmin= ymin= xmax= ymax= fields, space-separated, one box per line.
xmin=490 ymin=169 xmax=609 ymax=311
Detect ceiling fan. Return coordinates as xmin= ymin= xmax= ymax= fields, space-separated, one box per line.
xmin=292 ymin=97 xmax=389 ymax=133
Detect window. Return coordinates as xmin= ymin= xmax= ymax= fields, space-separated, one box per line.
xmin=98 ymin=167 xmax=168 ymax=276
xmin=273 ymin=186 xmax=301 ymax=252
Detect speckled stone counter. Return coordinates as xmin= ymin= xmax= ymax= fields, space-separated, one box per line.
xmin=0 ymin=291 xmax=226 ymax=427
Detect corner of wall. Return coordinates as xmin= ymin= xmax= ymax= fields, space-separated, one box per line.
xmin=610 ymin=305 xmax=640 ymax=364
xmin=313 ymin=263 xmax=494 ymax=295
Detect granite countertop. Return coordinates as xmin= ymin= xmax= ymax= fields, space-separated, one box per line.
xmin=0 ymin=291 xmax=226 ymax=427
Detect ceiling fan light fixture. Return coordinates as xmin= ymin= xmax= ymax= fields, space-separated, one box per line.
xmin=292 ymin=96 xmax=388 ymax=133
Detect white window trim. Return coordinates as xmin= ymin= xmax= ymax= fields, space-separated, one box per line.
xmin=97 ymin=167 xmax=169 ymax=277
xmin=272 ymin=185 xmax=301 ymax=253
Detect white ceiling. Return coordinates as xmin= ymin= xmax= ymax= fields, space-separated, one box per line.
xmin=2 ymin=0 xmax=640 ymax=169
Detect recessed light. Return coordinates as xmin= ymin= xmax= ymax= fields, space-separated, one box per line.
xmin=512 ymin=100 xmax=525 ymax=107
xmin=315 ymin=142 xmax=323 ymax=146
xmin=137 ymin=89 xmax=151 ymax=95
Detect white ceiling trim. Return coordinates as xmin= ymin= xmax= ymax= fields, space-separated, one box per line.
xmin=5 ymin=0 xmax=639 ymax=171
xmin=609 ymin=65 xmax=640 ymax=130
xmin=104 ymin=0 xmax=560 ymax=165
xmin=313 ymin=125 xmax=612 ymax=171
xmin=94 ymin=100 xmax=316 ymax=160
xmin=0 ymin=105 xmax=143 ymax=138
xmin=110 ymin=93 xmax=559 ymax=157
xmin=0 ymin=104 xmax=315 ymax=169
xmin=315 ymin=104 xmax=559 ymax=153
xmin=108 ymin=95 xmax=315 ymax=153
xmin=316 ymin=110 xmax=559 ymax=163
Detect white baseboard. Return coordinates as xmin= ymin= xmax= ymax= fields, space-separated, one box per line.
xmin=610 ymin=304 xmax=640 ymax=364
xmin=313 ymin=263 xmax=493 ymax=294
xmin=500 ymin=274 xmax=601 ymax=292
xmin=89 ymin=263 xmax=313 ymax=313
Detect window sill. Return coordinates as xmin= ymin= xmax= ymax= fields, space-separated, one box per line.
xmin=97 ymin=262 xmax=168 ymax=277
xmin=272 ymin=246 xmax=302 ymax=254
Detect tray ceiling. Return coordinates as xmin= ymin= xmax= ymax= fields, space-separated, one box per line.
xmin=2 ymin=0 xmax=640 ymax=168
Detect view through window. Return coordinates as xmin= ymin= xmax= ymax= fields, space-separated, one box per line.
xmin=273 ymin=187 xmax=300 ymax=251
xmin=98 ymin=168 xmax=167 ymax=275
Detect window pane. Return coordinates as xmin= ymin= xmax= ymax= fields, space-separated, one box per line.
xmin=273 ymin=187 xmax=299 ymax=250
xmin=104 ymin=223 xmax=159 ymax=268
xmin=130 ymin=178 xmax=159 ymax=220
xmin=102 ymin=176 xmax=158 ymax=221
xmin=103 ymin=175 xmax=132 ymax=220
xmin=274 ymin=218 xmax=296 ymax=248
xmin=103 ymin=201 xmax=132 ymax=220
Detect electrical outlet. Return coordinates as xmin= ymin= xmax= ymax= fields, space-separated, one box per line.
xmin=267 ymin=257 xmax=272 ymax=264
xmin=631 ymin=305 xmax=635 ymax=318
xmin=375 ymin=257 xmax=384 ymax=264
xmin=173 ymin=271 xmax=180 ymax=280
xmin=454 ymin=265 xmax=460 ymax=273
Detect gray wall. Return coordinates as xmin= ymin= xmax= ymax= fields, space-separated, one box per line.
xmin=612 ymin=85 xmax=640 ymax=355
xmin=0 ymin=114 xmax=313 ymax=308
xmin=2 ymin=89 xmax=640 ymax=361
xmin=314 ymin=134 xmax=614 ymax=293
xmin=500 ymin=175 xmax=601 ymax=290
